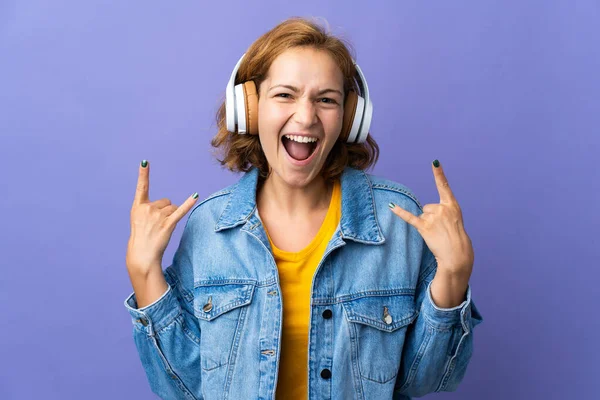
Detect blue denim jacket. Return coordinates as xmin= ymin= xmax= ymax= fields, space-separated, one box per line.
xmin=124 ymin=166 xmax=483 ymax=400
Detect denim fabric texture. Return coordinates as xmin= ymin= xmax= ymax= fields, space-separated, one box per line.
xmin=124 ymin=165 xmax=484 ymax=400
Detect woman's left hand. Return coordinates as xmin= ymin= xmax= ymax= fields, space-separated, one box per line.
xmin=388 ymin=160 xmax=474 ymax=280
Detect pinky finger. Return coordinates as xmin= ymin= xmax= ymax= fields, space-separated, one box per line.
xmin=389 ymin=202 xmax=423 ymax=231
xmin=168 ymin=192 xmax=199 ymax=224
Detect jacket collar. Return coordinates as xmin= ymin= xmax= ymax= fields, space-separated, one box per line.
xmin=214 ymin=166 xmax=384 ymax=244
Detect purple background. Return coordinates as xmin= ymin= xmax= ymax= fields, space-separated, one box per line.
xmin=1 ymin=1 xmax=598 ymax=399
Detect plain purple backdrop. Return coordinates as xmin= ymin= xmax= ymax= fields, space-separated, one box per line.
xmin=1 ymin=1 xmax=598 ymax=399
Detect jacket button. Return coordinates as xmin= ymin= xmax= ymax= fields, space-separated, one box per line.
xmin=383 ymin=306 xmax=392 ymax=324
xmin=320 ymin=368 xmax=331 ymax=379
xmin=322 ymin=309 xmax=332 ymax=319
xmin=203 ymin=296 xmax=213 ymax=312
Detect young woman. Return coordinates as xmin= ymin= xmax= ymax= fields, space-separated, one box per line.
xmin=124 ymin=17 xmax=483 ymax=400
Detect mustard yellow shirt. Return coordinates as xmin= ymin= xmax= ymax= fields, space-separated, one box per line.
xmin=262 ymin=179 xmax=341 ymax=400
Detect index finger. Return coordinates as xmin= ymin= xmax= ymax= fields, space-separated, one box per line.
xmin=133 ymin=160 xmax=150 ymax=205
xmin=432 ymin=160 xmax=456 ymax=204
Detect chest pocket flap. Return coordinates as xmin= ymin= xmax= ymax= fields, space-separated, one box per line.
xmin=342 ymin=293 xmax=418 ymax=332
xmin=193 ymin=282 xmax=256 ymax=321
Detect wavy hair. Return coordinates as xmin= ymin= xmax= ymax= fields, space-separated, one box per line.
xmin=210 ymin=16 xmax=379 ymax=183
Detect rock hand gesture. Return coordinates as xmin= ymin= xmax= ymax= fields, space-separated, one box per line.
xmin=125 ymin=160 xmax=198 ymax=308
xmin=389 ymin=160 xmax=474 ymax=308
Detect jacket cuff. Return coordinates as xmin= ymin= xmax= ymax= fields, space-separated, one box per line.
xmin=123 ymin=284 xmax=181 ymax=335
xmin=422 ymin=280 xmax=473 ymax=332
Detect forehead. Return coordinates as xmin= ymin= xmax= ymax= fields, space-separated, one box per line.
xmin=266 ymin=47 xmax=344 ymax=89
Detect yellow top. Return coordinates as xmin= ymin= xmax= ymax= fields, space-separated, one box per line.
xmin=263 ymin=179 xmax=342 ymax=400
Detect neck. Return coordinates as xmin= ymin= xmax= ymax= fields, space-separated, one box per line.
xmin=257 ymin=172 xmax=333 ymax=219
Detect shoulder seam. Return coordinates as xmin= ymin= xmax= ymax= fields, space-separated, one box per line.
xmin=370 ymin=182 xmax=423 ymax=210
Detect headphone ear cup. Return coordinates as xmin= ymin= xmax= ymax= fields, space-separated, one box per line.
xmin=355 ymin=96 xmax=372 ymax=144
xmin=341 ymin=90 xmax=358 ymax=142
xmin=243 ymin=81 xmax=259 ymax=135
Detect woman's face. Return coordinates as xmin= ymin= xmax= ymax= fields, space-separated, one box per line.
xmin=257 ymin=47 xmax=345 ymax=188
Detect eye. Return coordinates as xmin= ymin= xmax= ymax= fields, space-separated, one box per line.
xmin=319 ymin=97 xmax=337 ymax=104
xmin=276 ymin=93 xmax=291 ymax=98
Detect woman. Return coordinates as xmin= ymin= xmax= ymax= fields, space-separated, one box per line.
xmin=124 ymin=17 xmax=483 ymax=400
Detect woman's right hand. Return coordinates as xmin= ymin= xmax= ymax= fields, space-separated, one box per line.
xmin=126 ymin=160 xmax=198 ymax=277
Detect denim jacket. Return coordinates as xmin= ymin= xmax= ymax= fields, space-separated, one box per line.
xmin=124 ymin=166 xmax=483 ymax=400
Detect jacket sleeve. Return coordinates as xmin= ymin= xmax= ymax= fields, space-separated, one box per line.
xmin=124 ymin=217 xmax=202 ymax=399
xmin=394 ymin=243 xmax=483 ymax=398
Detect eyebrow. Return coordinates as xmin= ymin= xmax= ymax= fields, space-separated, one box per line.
xmin=268 ymin=84 xmax=343 ymax=97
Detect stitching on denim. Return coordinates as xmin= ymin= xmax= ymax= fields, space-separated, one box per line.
xmin=361 ymin=370 xmax=398 ymax=384
xmin=191 ymin=187 xmax=233 ymax=221
xmin=312 ymin=289 xmax=416 ymax=305
xmin=194 ymin=279 xmax=258 ymax=288
xmin=343 ymin=305 xmax=365 ymax=399
xmin=177 ymin=313 xmax=201 ymax=346
xmin=201 ymin=360 xmax=227 ymax=372
xmin=398 ymin=323 xmax=434 ymax=392
xmin=371 ymin=183 xmax=423 ymax=210
xmin=346 ymin=310 xmax=418 ymax=332
xmin=417 ymin=261 xmax=437 ymax=297
xmin=363 ymin=170 xmax=385 ymax=240
xmin=215 ymin=192 xmax=235 ymax=230
xmin=193 ymin=284 xmax=256 ymax=320
xmin=437 ymin=330 xmax=472 ymax=391
xmin=223 ymin=295 xmax=250 ymax=398
xmin=149 ymin=329 xmax=198 ymax=399
xmin=165 ymin=267 xmax=194 ymax=303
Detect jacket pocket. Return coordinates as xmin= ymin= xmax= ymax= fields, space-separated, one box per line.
xmin=342 ymin=293 xmax=418 ymax=384
xmin=193 ymin=281 xmax=256 ymax=371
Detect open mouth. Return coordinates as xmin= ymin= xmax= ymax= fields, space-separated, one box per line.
xmin=281 ymin=135 xmax=319 ymax=162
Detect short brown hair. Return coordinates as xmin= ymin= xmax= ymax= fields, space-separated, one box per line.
xmin=210 ymin=16 xmax=379 ymax=183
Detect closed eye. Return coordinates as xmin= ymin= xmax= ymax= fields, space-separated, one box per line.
xmin=276 ymin=93 xmax=338 ymax=104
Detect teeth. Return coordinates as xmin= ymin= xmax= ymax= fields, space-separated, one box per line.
xmin=284 ymin=134 xmax=318 ymax=143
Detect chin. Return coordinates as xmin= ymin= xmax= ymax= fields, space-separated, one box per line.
xmin=279 ymin=169 xmax=315 ymax=187
xmin=276 ymin=163 xmax=322 ymax=188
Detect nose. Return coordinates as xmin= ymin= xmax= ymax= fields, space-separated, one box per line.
xmin=292 ymin=98 xmax=318 ymax=127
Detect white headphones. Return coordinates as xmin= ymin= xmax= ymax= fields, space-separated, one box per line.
xmin=225 ymin=52 xmax=373 ymax=144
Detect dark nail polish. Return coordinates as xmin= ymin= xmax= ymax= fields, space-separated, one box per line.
xmin=432 ymin=159 xmax=440 ymax=168
xmin=141 ymin=160 xmax=148 ymax=168
xmin=388 ymin=202 xmax=395 ymax=209
xmin=192 ymin=192 xmax=199 ymax=199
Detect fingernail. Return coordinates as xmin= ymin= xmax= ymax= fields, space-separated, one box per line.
xmin=192 ymin=192 xmax=199 ymax=199
xmin=432 ymin=159 xmax=440 ymax=168
xmin=141 ymin=160 xmax=148 ymax=168
xmin=388 ymin=202 xmax=395 ymax=209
